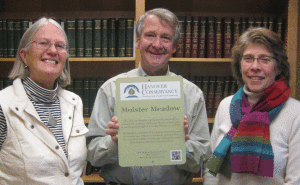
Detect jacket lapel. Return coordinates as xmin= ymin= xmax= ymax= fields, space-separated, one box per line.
xmin=10 ymin=79 xmax=69 ymax=166
xmin=58 ymin=89 xmax=75 ymax=146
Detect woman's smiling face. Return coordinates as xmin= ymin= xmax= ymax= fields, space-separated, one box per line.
xmin=20 ymin=23 xmax=67 ymax=89
xmin=241 ymin=43 xmax=281 ymax=93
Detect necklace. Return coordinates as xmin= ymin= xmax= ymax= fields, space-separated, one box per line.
xmin=23 ymin=80 xmax=58 ymax=127
xmin=46 ymin=104 xmax=57 ymax=127
xmin=28 ymin=94 xmax=57 ymax=127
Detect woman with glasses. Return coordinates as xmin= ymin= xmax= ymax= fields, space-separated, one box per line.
xmin=204 ymin=27 xmax=300 ymax=184
xmin=0 ymin=17 xmax=88 ymax=184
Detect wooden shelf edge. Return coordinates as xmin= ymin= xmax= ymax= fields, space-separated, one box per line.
xmin=170 ymin=58 xmax=232 ymax=62
xmin=84 ymin=117 xmax=89 ymax=124
xmin=0 ymin=57 xmax=136 ymax=62
xmin=81 ymin=174 xmax=105 ymax=183
xmin=0 ymin=58 xmax=15 ymax=62
xmin=81 ymin=173 xmax=203 ymax=183
xmin=207 ymin=118 xmax=214 ymax=123
xmin=0 ymin=57 xmax=231 ymax=63
xmin=69 ymin=57 xmax=135 ymax=62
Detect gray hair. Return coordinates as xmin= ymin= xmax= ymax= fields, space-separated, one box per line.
xmin=231 ymin=27 xmax=290 ymax=86
xmin=136 ymin=8 xmax=180 ymax=44
xmin=9 ymin=17 xmax=71 ymax=87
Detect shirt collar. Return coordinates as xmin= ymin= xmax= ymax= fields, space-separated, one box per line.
xmin=137 ymin=62 xmax=170 ymax=77
xmin=23 ymin=77 xmax=58 ymax=104
xmin=243 ymin=85 xmax=263 ymax=106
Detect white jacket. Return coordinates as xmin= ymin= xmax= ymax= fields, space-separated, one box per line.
xmin=0 ymin=78 xmax=88 ymax=185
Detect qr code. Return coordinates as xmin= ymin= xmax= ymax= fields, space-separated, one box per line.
xmin=171 ymin=150 xmax=182 ymax=162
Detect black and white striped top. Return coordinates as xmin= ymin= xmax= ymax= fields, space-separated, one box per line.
xmin=0 ymin=78 xmax=67 ymax=157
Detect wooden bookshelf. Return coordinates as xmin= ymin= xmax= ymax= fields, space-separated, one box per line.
xmin=0 ymin=0 xmax=299 ymax=184
xmin=1 ymin=0 xmax=298 ymax=99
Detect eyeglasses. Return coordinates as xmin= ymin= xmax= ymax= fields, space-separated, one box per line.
xmin=31 ymin=39 xmax=68 ymax=52
xmin=241 ymin=55 xmax=275 ymax=65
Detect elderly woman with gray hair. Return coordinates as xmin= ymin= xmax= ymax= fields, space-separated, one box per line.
xmin=0 ymin=17 xmax=88 ymax=184
xmin=204 ymin=27 xmax=300 ymax=185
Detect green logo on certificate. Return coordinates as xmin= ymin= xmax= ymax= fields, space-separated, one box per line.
xmin=116 ymin=76 xmax=186 ymax=167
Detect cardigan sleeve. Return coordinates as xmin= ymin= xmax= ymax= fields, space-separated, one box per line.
xmin=0 ymin=105 xmax=7 ymax=150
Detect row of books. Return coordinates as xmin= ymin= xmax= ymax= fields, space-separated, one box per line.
xmin=191 ymin=76 xmax=239 ymax=118
xmin=65 ymin=18 xmax=134 ymax=58
xmin=174 ymin=16 xmax=286 ymax=58
xmin=65 ymin=78 xmax=109 ymax=117
xmin=65 ymin=76 xmax=239 ymax=118
xmin=0 ymin=19 xmax=30 ymax=58
xmin=0 ymin=18 xmax=135 ymax=58
xmin=0 ymin=76 xmax=239 ymax=118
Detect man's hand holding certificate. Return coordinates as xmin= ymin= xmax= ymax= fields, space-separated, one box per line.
xmin=116 ymin=76 xmax=186 ymax=167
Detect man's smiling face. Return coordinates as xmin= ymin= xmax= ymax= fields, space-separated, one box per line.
xmin=136 ymin=14 xmax=176 ymax=76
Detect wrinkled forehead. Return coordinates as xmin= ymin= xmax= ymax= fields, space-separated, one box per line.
xmin=34 ymin=23 xmax=66 ymax=42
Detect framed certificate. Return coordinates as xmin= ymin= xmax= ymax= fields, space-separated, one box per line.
xmin=116 ymin=75 xmax=186 ymax=167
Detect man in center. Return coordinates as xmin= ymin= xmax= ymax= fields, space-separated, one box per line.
xmin=86 ymin=8 xmax=211 ymax=184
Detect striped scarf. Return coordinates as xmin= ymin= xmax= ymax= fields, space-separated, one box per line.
xmin=206 ymin=77 xmax=290 ymax=178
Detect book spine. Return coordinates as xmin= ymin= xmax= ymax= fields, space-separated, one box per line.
xmin=21 ymin=19 xmax=30 ymax=37
xmin=93 ymin=18 xmax=102 ymax=57
xmin=248 ymin=17 xmax=255 ymax=28
xmin=7 ymin=19 xmax=14 ymax=58
xmin=224 ymin=17 xmax=232 ymax=58
xmin=194 ymin=76 xmax=203 ymax=91
xmin=84 ymin=19 xmax=93 ymax=57
xmin=89 ymin=78 xmax=98 ymax=116
xmin=96 ymin=78 xmax=106 ymax=89
xmin=202 ymin=76 xmax=209 ymax=105
xmin=223 ymin=76 xmax=231 ymax=99
xmin=13 ymin=19 xmax=21 ymax=57
xmin=2 ymin=19 xmax=7 ymax=58
xmin=101 ymin=18 xmax=108 ymax=57
xmin=262 ymin=17 xmax=268 ymax=28
xmin=66 ymin=18 xmax=76 ymax=57
xmin=191 ymin=16 xmax=199 ymax=58
xmin=83 ymin=78 xmax=90 ymax=117
xmin=229 ymin=76 xmax=238 ymax=96
xmin=207 ymin=76 xmax=216 ymax=118
xmin=241 ymin=17 xmax=247 ymax=33
xmin=184 ymin=16 xmax=192 ymax=58
xmin=254 ymin=17 xmax=262 ymax=27
xmin=276 ymin=18 xmax=282 ymax=40
xmin=233 ymin=17 xmax=241 ymax=45
xmin=117 ymin=18 xmax=126 ymax=57
xmin=268 ymin=17 xmax=274 ymax=31
xmin=215 ymin=17 xmax=222 ymax=58
xmin=213 ymin=76 xmax=224 ymax=117
xmin=108 ymin=18 xmax=116 ymax=57
xmin=176 ymin=16 xmax=185 ymax=58
xmin=0 ymin=19 xmax=3 ymax=57
xmin=76 ymin=19 xmax=84 ymax=57
xmin=0 ymin=77 xmax=3 ymax=90
xmin=125 ymin=18 xmax=134 ymax=57
xmin=207 ymin=16 xmax=215 ymax=58
xmin=198 ymin=16 xmax=206 ymax=58
xmin=74 ymin=78 xmax=84 ymax=103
